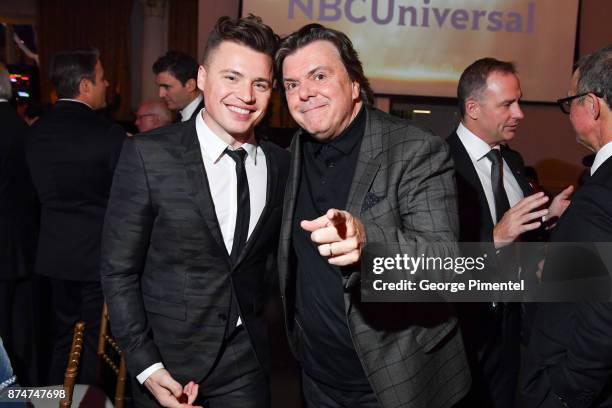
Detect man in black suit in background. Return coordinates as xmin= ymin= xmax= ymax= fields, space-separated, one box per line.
xmin=153 ymin=51 xmax=203 ymax=122
xmin=26 ymin=49 xmax=126 ymax=384
xmin=101 ymin=16 xmax=288 ymax=408
xmin=448 ymin=58 xmax=572 ymax=408
xmin=0 ymin=62 xmax=38 ymax=384
xmin=523 ymin=45 xmax=612 ymax=408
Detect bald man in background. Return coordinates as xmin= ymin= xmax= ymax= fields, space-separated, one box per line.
xmin=134 ymin=99 xmax=172 ymax=133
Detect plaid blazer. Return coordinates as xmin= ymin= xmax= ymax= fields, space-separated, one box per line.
xmin=278 ymin=107 xmax=471 ymax=408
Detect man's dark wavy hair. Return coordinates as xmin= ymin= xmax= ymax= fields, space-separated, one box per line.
xmin=275 ymin=24 xmax=375 ymax=106
xmin=152 ymin=51 xmax=198 ymax=85
xmin=202 ymin=14 xmax=279 ymax=67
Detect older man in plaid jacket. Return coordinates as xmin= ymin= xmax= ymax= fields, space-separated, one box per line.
xmin=275 ymin=24 xmax=471 ymax=408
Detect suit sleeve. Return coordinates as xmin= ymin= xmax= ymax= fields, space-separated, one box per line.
xmin=543 ymin=184 xmax=612 ymax=405
xmin=362 ymin=133 xmax=460 ymax=284
xmin=107 ymin=123 xmax=128 ymax=172
xmin=100 ymin=137 xmax=162 ymax=375
xmin=548 ymin=302 xmax=612 ymax=407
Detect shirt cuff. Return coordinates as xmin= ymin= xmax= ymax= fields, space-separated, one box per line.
xmin=136 ymin=363 xmax=164 ymax=384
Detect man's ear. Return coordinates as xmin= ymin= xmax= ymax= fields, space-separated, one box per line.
xmin=352 ymin=80 xmax=360 ymax=101
xmin=588 ymin=93 xmax=601 ymax=120
xmin=78 ymin=78 xmax=91 ymax=96
xmin=185 ymin=78 xmax=197 ymax=92
xmin=465 ymin=99 xmax=480 ymax=120
xmin=196 ymin=65 xmax=206 ymax=92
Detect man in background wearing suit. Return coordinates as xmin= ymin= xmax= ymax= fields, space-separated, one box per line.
xmin=26 ymin=49 xmax=126 ymax=384
xmin=0 ymin=63 xmax=38 ymax=384
xmin=102 ymin=16 xmax=288 ymax=408
xmin=153 ymin=51 xmax=203 ymax=122
xmin=523 ymin=45 xmax=612 ymax=408
xmin=275 ymin=24 xmax=471 ymax=408
xmin=448 ymin=58 xmax=572 ymax=408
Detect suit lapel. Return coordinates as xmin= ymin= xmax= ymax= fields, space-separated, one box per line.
xmin=188 ymin=99 xmax=205 ymax=121
xmin=180 ymin=122 xmax=228 ymax=259
xmin=345 ymin=108 xmax=383 ymax=215
xmin=502 ymin=145 xmax=533 ymax=196
xmin=448 ymin=132 xmax=495 ymax=230
xmin=278 ymin=131 xmax=303 ymax=296
xmin=234 ymin=140 xmax=279 ymax=267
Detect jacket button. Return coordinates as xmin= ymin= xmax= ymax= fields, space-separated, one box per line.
xmin=218 ymin=313 xmax=227 ymax=322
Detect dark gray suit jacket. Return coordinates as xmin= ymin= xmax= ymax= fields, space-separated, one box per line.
xmin=278 ymin=108 xmax=471 ymax=408
xmin=27 ymin=100 xmax=125 ymax=282
xmin=101 ymin=120 xmax=289 ymax=381
xmin=447 ymin=131 xmax=537 ymax=408
xmin=523 ymin=157 xmax=612 ymax=408
xmin=447 ymin=132 xmax=535 ymax=243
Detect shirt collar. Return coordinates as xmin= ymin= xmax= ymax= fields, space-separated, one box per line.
xmin=58 ymin=98 xmax=92 ymax=109
xmin=457 ymin=122 xmax=499 ymax=161
xmin=195 ymin=109 xmax=259 ymax=164
xmin=591 ymin=141 xmax=612 ymax=175
xmin=180 ymin=93 xmax=203 ymax=122
xmin=0 ymin=99 xmax=8 ymax=103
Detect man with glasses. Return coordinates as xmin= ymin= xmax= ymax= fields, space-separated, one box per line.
xmin=134 ymin=99 xmax=172 ymax=133
xmin=523 ymin=45 xmax=612 ymax=408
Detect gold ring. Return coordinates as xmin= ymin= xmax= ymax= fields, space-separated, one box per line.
xmin=329 ymin=243 xmax=334 ymax=256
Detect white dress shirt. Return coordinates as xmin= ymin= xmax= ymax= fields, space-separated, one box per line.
xmin=137 ymin=109 xmax=267 ymax=384
xmin=179 ymin=93 xmax=203 ymax=122
xmin=591 ymin=141 xmax=612 ymax=176
xmin=456 ymin=122 xmax=524 ymax=222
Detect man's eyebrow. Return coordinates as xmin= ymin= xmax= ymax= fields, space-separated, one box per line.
xmin=500 ymin=97 xmax=519 ymax=105
xmin=220 ymin=69 xmax=271 ymax=84
xmin=253 ymin=77 xmax=272 ymax=84
xmin=307 ymin=65 xmax=332 ymax=77
xmin=284 ymin=65 xmax=333 ymax=82
xmin=220 ymin=69 xmax=244 ymax=78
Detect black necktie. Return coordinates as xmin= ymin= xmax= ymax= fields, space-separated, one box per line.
xmin=486 ymin=149 xmax=511 ymax=223
xmin=175 ymin=111 xmax=183 ymax=123
xmin=225 ymin=148 xmax=250 ymax=264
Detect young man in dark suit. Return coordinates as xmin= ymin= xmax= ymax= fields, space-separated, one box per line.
xmin=275 ymin=24 xmax=471 ymax=408
xmin=153 ymin=51 xmax=203 ymax=123
xmin=101 ymin=16 xmax=289 ymax=408
xmin=523 ymin=45 xmax=612 ymax=408
xmin=26 ymin=49 xmax=126 ymax=384
xmin=448 ymin=58 xmax=572 ymax=408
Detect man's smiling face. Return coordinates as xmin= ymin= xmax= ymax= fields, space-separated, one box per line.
xmin=282 ymin=40 xmax=361 ymax=142
xmin=197 ymin=41 xmax=273 ymax=142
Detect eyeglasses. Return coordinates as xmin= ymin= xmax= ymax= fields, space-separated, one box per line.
xmin=557 ymin=91 xmax=603 ymax=114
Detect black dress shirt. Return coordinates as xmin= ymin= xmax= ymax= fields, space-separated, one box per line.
xmin=292 ymin=106 xmax=372 ymax=390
